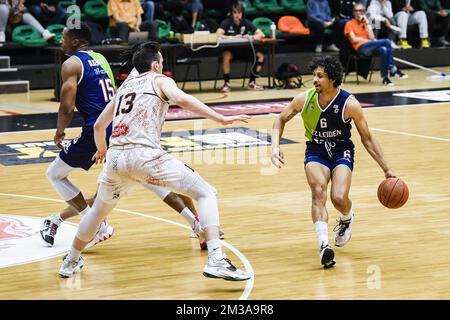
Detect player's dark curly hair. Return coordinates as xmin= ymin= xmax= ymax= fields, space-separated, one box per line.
xmin=66 ymin=22 xmax=91 ymax=44
xmin=309 ymin=55 xmax=343 ymax=88
xmin=120 ymin=41 xmax=161 ymax=73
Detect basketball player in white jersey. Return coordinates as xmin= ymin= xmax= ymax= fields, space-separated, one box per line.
xmin=59 ymin=41 xmax=252 ymax=281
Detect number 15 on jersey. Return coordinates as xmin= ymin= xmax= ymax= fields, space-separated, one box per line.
xmin=99 ymin=78 xmax=115 ymax=102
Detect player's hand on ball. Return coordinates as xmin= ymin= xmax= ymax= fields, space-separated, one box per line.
xmin=271 ymin=148 xmax=284 ymax=168
xmin=384 ymin=169 xmax=396 ymax=179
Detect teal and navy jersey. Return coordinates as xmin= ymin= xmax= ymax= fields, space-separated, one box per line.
xmin=73 ymin=50 xmax=116 ymax=127
xmin=301 ymin=88 xmax=353 ymax=146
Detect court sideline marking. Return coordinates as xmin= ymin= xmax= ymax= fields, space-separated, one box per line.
xmin=370 ymin=127 xmax=450 ymax=142
xmin=0 ymin=193 xmax=254 ymax=300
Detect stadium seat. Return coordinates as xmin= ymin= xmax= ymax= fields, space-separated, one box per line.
xmin=253 ymin=0 xmax=284 ymax=15
xmin=277 ymin=16 xmax=310 ymax=35
xmin=155 ymin=20 xmax=171 ymax=39
xmin=12 ymin=25 xmax=47 ymax=47
xmin=242 ymin=0 xmax=258 ymax=16
xmin=280 ymin=0 xmax=306 ymax=15
xmin=46 ymin=24 xmax=65 ymax=44
xmin=59 ymin=1 xmax=85 ymax=19
xmin=341 ymin=38 xmax=373 ymax=85
xmin=206 ymin=8 xmax=223 ymax=18
xmin=83 ymin=0 xmax=108 ymax=20
xmin=252 ymin=17 xmax=282 ymax=38
xmin=177 ymin=58 xmax=202 ymax=91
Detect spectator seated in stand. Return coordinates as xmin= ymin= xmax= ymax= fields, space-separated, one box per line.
xmin=0 ymin=0 xmax=55 ymax=43
xmin=307 ymin=0 xmax=341 ymax=53
xmin=418 ymin=0 xmax=450 ymax=46
xmin=107 ymin=0 xmax=156 ymax=43
xmin=367 ymin=0 xmax=402 ymax=49
xmin=393 ymin=0 xmax=430 ymax=48
xmin=26 ymin=0 xmax=66 ymax=27
xmin=216 ymin=1 xmax=266 ymax=92
xmin=344 ymin=3 xmax=407 ymax=86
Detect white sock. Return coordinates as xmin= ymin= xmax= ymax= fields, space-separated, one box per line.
xmin=51 ymin=214 xmax=64 ymax=226
xmin=180 ymin=207 xmax=196 ymax=229
xmin=207 ymin=239 xmax=223 ymax=260
xmin=79 ymin=206 xmax=91 ymax=216
xmin=340 ymin=209 xmax=353 ymax=222
xmin=314 ymin=221 xmax=329 ymax=249
xmin=68 ymin=247 xmax=81 ymax=261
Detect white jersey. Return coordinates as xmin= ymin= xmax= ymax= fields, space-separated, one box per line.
xmin=109 ymin=71 xmax=169 ymax=150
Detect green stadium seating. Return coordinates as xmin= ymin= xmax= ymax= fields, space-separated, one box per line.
xmin=12 ymin=25 xmax=47 ymax=47
xmin=280 ymin=0 xmax=306 ymax=15
xmin=242 ymin=0 xmax=258 ymax=16
xmin=155 ymin=20 xmax=171 ymax=39
xmin=83 ymin=0 xmax=108 ymax=20
xmin=46 ymin=24 xmax=65 ymax=44
xmin=252 ymin=17 xmax=282 ymax=38
xmin=253 ymin=0 xmax=284 ymax=15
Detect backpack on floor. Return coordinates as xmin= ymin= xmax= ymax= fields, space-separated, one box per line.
xmin=275 ymin=63 xmax=303 ymax=89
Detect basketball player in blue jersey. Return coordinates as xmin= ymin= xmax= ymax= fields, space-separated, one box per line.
xmin=41 ymin=23 xmax=220 ymax=250
xmin=271 ymin=56 xmax=396 ymax=268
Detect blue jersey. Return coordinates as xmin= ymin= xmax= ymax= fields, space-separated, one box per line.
xmin=302 ymin=88 xmax=355 ymax=171
xmin=73 ymin=50 xmax=116 ymax=126
xmin=58 ymin=51 xmax=115 ymax=171
xmin=301 ymin=88 xmax=353 ymax=145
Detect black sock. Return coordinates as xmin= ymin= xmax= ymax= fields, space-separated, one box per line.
xmin=224 ymin=73 xmax=230 ymax=83
xmin=249 ymin=74 xmax=257 ymax=83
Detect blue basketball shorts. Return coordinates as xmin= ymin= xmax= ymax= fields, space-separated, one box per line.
xmin=304 ymin=140 xmax=355 ymax=171
xmin=59 ymin=125 xmax=112 ymax=171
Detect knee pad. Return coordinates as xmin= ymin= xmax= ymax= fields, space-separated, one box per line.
xmin=76 ymin=198 xmax=115 ymax=242
xmin=46 ymin=156 xmax=80 ymax=201
xmin=142 ymin=184 xmax=171 ymax=200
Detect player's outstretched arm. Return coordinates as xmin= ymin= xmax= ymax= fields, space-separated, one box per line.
xmin=271 ymin=92 xmax=306 ymax=168
xmin=157 ymin=77 xmax=250 ymax=125
xmin=92 ymin=96 xmax=116 ymax=164
xmin=55 ymin=58 xmax=80 ymax=149
xmin=346 ymin=97 xmax=395 ymax=178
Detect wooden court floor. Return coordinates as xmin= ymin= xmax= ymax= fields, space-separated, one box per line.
xmin=1 ymin=69 xmax=450 ymax=300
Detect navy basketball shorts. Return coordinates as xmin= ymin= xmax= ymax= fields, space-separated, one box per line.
xmin=59 ymin=125 xmax=111 ymax=171
xmin=304 ymin=140 xmax=355 ymax=171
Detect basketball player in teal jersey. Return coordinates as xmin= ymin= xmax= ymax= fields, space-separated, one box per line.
xmin=41 ymin=23 xmax=217 ymax=250
xmin=271 ymin=56 xmax=395 ymax=268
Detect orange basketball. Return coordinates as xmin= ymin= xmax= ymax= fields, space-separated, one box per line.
xmin=377 ymin=177 xmax=409 ymax=209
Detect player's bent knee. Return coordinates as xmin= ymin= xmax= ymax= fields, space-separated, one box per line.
xmin=331 ymin=193 xmax=348 ymax=207
xmin=46 ymin=156 xmax=73 ymax=182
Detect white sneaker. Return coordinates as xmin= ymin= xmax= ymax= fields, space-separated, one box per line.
xmin=390 ymin=40 xmax=400 ymax=50
xmin=0 ymin=32 xmax=5 ymax=43
xmin=315 ymin=44 xmax=323 ymax=53
xmin=203 ymin=255 xmax=252 ymax=281
xmin=85 ymin=221 xmax=114 ymax=249
xmin=327 ymin=44 xmax=340 ymax=52
xmin=320 ymin=244 xmax=336 ymax=268
xmin=193 ymin=219 xmax=207 ymax=250
xmin=334 ymin=214 xmax=354 ymax=247
xmin=59 ymin=255 xmax=84 ymax=278
xmin=42 ymin=29 xmax=55 ymax=41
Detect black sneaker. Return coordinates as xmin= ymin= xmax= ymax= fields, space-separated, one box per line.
xmin=390 ymin=70 xmax=408 ymax=79
xmin=320 ymin=244 xmax=336 ymax=269
xmin=40 ymin=217 xmax=59 ymax=246
xmin=382 ymin=77 xmax=395 ymax=86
